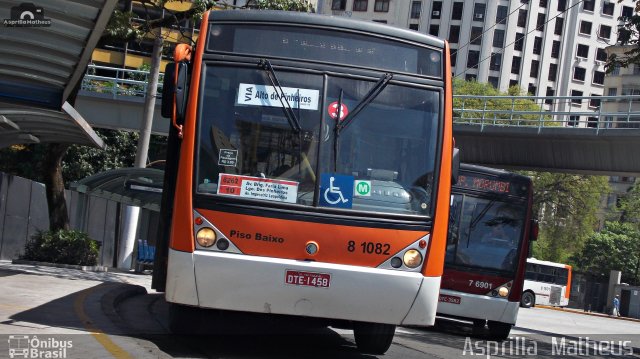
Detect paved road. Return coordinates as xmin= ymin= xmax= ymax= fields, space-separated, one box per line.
xmin=1 ymin=261 xmax=639 ymax=358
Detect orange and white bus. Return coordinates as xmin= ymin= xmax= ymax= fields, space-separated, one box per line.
xmin=521 ymin=258 xmax=572 ymax=308
xmin=153 ymin=10 xmax=457 ymax=354
xmin=437 ymin=164 xmax=537 ymax=339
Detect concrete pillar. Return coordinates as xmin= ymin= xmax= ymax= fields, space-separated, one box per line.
xmin=118 ymin=205 xmax=140 ymax=270
xmin=607 ymin=270 xmax=622 ymax=313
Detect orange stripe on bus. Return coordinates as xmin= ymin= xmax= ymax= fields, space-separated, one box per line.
xmin=170 ymin=11 xmax=211 ymax=252
xmin=565 ymin=264 xmax=572 ymax=298
xmin=199 ymin=209 xmax=428 ymax=267
xmin=423 ymin=41 xmax=453 ymax=278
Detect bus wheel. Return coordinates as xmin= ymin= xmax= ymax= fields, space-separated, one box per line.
xmin=168 ymin=303 xmax=199 ymax=334
xmin=520 ymin=292 xmax=535 ymax=308
xmin=353 ymin=322 xmax=396 ymax=354
xmin=487 ymin=321 xmax=512 ymax=340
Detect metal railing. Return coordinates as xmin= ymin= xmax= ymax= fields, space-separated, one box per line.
xmin=81 ymin=65 xmax=640 ymax=130
xmin=81 ymin=64 xmax=164 ymax=99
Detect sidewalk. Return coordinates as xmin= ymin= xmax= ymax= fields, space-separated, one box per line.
xmin=537 ymin=304 xmax=640 ymax=323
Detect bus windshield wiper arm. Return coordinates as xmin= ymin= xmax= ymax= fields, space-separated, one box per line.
xmin=337 ymin=73 xmax=393 ymax=134
xmin=259 ymin=59 xmax=302 ymax=133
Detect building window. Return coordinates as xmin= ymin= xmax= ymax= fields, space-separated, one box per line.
xmin=634 ymin=65 xmax=640 ymax=75
xmin=490 ymin=52 xmax=502 ymax=71
xmin=596 ymin=48 xmax=607 ymax=62
xmin=579 ymin=21 xmax=592 ymax=35
xmin=375 ymin=0 xmax=390 ymax=12
xmin=488 ymin=76 xmax=499 ymax=89
xmin=372 ymin=19 xmax=387 ymax=23
xmin=539 ymin=0 xmax=547 ymax=8
xmin=549 ymin=63 xmax=558 ymax=81
xmin=517 ymin=9 xmax=528 ymax=27
xmin=465 ymin=74 xmax=477 ymax=81
xmin=622 ymin=6 xmax=634 ymax=18
xmin=593 ymin=70 xmax=605 ymax=85
xmin=449 ymin=25 xmax=460 ymax=43
xmin=512 ymin=56 xmax=522 ymax=74
xmin=530 ymin=59 xmax=540 ymax=77
xmin=429 ymin=25 xmax=439 ymax=36
xmin=558 ymin=0 xmax=567 ymax=11
xmin=471 ymin=26 xmax=483 ymax=45
xmin=571 ymin=90 xmax=583 ymax=105
xmin=496 ymin=5 xmax=508 ymax=24
xmin=551 ymin=40 xmax=561 ymax=58
xmin=331 ymin=0 xmax=346 ymax=10
xmin=490 ymin=30 xmax=504 ymax=49
xmin=409 ymin=23 xmax=419 ymax=31
xmin=515 ymin=33 xmax=524 ymax=51
xmin=452 ymin=2 xmax=464 ymax=20
xmin=353 ymin=0 xmax=368 ymax=11
xmin=431 ymin=1 xmax=442 ymax=18
xmin=599 ymin=25 xmax=612 ymax=40
xmin=608 ymin=87 xmax=617 ymax=96
xmin=473 ymin=3 xmax=486 ymax=21
xmin=536 ymin=13 xmax=546 ymax=31
xmin=410 ymin=1 xmax=421 ymax=18
xmin=576 ymin=44 xmax=589 ymax=58
xmin=602 ymin=2 xmax=614 ymax=16
xmin=574 ymin=67 xmax=586 ymax=81
xmin=611 ymin=64 xmax=620 ymax=76
xmin=589 ymin=95 xmax=601 ymax=108
xmin=555 ymin=17 xmax=564 ymax=35
xmin=451 ymin=51 xmax=458 ymax=67
xmin=528 ymin=84 xmax=537 ymax=95
xmin=568 ymin=115 xmax=580 ymax=126
xmin=509 ymin=79 xmax=519 ymax=88
xmin=533 ymin=37 xmax=542 ymax=55
xmin=583 ymin=0 xmax=594 ymax=12
xmin=545 ymin=87 xmax=554 ymax=105
xmin=587 ymin=117 xmax=598 ymax=128
xmin=468 ymin=50 xmax=480 ymax=69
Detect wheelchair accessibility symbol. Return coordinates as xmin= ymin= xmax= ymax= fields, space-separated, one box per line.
xmin=320 ymin=174 xmax=353 ymax=208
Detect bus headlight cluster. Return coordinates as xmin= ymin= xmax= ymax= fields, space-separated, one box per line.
xmin=196 ymin=227 xmax=216 ymax=247
xmin=403 ymin=249 xmax=423 ymax=268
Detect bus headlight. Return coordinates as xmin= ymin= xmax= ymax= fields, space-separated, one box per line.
xmin=403 ymin=249 xmax=423 ymax=268
xmin=498 ymin=287 xmax=509 ymax=297
xmin=196 ymin=227 xmax=216 ymax=247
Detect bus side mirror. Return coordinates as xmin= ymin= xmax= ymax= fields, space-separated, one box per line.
xmin=451 ymin=147 xmax=460 ymax=184
xmin=160 ymin=62 xmax=189 ymax=124
xmin=530 ymin=219 xmax=539 ymax=241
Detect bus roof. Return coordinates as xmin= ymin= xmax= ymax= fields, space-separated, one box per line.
xmin=207 ymin=10 xmax=446 ymax=50
xmin=527 ymin=257 xmax=571 ymax=269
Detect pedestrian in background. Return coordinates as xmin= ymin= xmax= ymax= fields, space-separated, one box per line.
xmin=613 ymin=294 xmax=621 ymax=317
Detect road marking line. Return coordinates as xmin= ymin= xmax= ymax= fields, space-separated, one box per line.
xmin=74 ymin=285 xmax=132 ymax=359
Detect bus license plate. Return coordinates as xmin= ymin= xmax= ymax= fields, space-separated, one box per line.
xmin=439 ymin=294 xmax=462 ymax=304
xmin=285 ymin=270 xmax=331 ymax=288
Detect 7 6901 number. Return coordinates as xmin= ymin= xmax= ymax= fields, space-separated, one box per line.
xmin=347 ymin=241 xmax=390 ymax=255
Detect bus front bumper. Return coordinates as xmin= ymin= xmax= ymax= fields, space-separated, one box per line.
xmin=436 ymin=289 xmax=520 ymax=324
xmin=165 ymin=248 xmax=441 ymax=326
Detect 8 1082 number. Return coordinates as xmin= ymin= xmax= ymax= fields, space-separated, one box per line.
xmin=347 ymin=241 xmax=390 ymax=255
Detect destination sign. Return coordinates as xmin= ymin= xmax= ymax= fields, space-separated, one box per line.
xmin=456 ymin=175 xmax=511 ymax=194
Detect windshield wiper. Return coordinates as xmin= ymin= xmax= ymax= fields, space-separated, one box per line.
xmin=336 ymin=73 xmax=393 ymax=134
xmin=258 ymin=59 xmax=301 ymax=133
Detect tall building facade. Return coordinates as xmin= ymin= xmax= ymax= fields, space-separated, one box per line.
xmin=318 ymin=0 xmax=636 ymax=128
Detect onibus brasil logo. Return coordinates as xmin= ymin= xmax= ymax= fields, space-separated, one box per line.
xmin=8 ymin=335 xmax=72 ymax=358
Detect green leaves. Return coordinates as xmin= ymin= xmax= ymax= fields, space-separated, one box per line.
xmin=23 ymin=230 xmax=100 ymax=266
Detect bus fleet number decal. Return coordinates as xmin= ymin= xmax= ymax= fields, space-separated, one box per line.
xmin=347 ymin=241 xmax=390 ymax=255
xmin=468 ymin=280 xmax=493 ymax=289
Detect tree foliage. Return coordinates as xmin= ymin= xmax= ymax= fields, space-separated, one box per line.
xmin=572 ymin=221 xmax=640 ymax=285
xmin=607 ymin=1 xmax=640 ymax=71
xmin=523 ymin=173 xmax=610 ymax=263
xmin=618 ymin=180 xmax=640 ymax=225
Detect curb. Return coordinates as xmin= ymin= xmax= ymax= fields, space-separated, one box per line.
xmin=12 ymin=259 xmax=109 ymax=272
xmin=101 ymin=283 xmax=148 ymax=334
xmin=537 ymin=305 xmax=640 ymax=323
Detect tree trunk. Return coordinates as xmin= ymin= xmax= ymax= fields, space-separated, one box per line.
xmin=44 ymin=143 xmax=70 ymax=231
xmin=135 ymin=35 xmax=163 ymax=168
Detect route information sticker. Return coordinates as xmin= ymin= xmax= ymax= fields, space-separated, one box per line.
xmin=218 ymin=173 xmax=299 ymax=203
xmin=237 ymin=83 xmax=319 ymax=110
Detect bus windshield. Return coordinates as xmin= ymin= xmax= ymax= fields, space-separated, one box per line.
xmin=446 ymin=195 xmax=527 ymax=272
xmin=195 ymin=65 xmax=440 ymax=217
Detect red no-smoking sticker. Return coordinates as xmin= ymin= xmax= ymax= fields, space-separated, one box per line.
xmin=328 ymin=101 xmax=349 ymax=121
